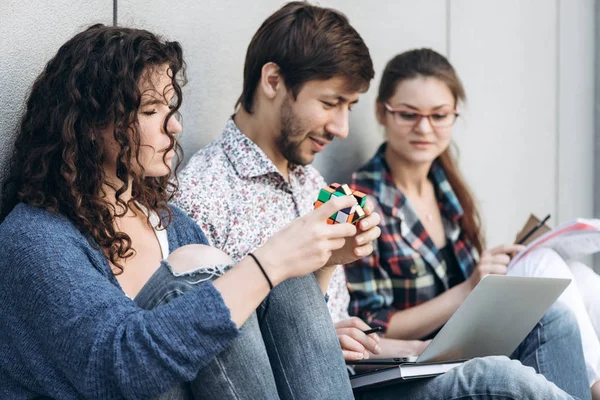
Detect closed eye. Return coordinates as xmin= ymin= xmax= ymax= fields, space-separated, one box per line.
xmin=431 ymin=113 xmax=450 ymax=121
xmin=398 ymin=112 xmax=418 ymax=120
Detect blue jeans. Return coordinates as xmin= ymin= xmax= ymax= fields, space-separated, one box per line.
xmin=137 ymin=263 xmax=586 ymax=399
xmin=356 ymin=304 xmax=588 ymax=400
xmin=135 ymin=261 xmax=353 ymax=399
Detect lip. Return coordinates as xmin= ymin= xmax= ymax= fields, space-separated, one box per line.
xmin=310 ymin=137 xmax=331 ymax=152
xmin=410 ymin=140 xmax=434 ymax=148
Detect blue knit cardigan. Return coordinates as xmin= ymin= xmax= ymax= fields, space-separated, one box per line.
xmin=0 ymin=203 xmax=238 ymax=399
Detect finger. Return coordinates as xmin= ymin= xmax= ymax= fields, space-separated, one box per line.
xmin=479 ymin=263 xmax=508 ymax=275
xmin=340 ymin=328 xmax=381 ymax=354
xmin=489 ymin=244 xmax=526 ymax=255
xmin=335 ymin=317 xmax=372 ymax=331
xmin=362 ymin=198 xmax=375 ymax=215
xmin=338 ymin=334 xmax=367 ymax=354
xmin=328 ymin=237 xmax=347 ymax=251
xmin=342 ymin=350 xmax=365 ymax=361
xmin=323 ymin=222 xmax=357 ymax=240
xmin=313 ymin=195 xmax=357 ymax=220
xmin=358 ymin=211 xmax=380 ymax=232
xmin=490 ymin=253 xmax=511 ymax=266
xmin=354 ymin=243 xmax=373 ymax=258
xmin=355 ymin=226 xmax=381 ymax=246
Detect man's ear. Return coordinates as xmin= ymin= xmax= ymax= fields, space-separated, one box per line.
xmin=259 ymin=62 xmax=283 ymax=100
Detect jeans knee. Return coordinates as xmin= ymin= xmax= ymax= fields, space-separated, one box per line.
xmin=459 ymin=356 xmax=560 ymax=397
xmin=541 ymin=303 xmax=580 ymax=337
xmin=541 ymin=301 xmax=579 ymax=333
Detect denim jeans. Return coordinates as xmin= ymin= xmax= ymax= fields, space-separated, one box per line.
xmin=356 ymin=303 xmax=588 ymax=400
xmin=137 ymin=262 xmax=586 ymax=400
xmin=135 ymin=261 xmax=353 ymax=399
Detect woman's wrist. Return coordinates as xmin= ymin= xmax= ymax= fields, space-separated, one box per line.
xmin=251 ymin=245 xmax=286 ymax=287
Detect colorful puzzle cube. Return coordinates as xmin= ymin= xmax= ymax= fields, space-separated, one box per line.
xmin=313 ymin=182 xmax=367 ymax=225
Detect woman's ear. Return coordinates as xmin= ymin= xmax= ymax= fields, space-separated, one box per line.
xmin=375 ymin=101 xmax=386 ymax=125
xmin=259 ymin=62 xmax=282 ymax=100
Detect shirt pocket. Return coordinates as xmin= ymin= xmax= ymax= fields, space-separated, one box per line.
xmin=378 ymin=235 xmax=429 ymax=279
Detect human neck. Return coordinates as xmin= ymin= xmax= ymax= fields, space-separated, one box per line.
xmin=234 ymin=105 xmax=290 ymax=180
xmin=384 ymin=146 xmax=432 ymax=198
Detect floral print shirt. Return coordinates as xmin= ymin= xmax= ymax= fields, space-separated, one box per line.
xmin=173 ymin=118 xmax=351 ymax=322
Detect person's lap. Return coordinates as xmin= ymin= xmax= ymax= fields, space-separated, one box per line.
xmin=354 ymin=356 xmax=574 ymax=400
xmin=508 ymin=248 xmax=600 ymax=385
xmin=135 ymin=256 xmax=586 ymax=400
xmin=135 ymin=259 xmax=353 ymax=400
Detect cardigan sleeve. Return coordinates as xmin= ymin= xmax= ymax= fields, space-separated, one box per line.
xmin=0 ymin=223 xmax=238 ymax=399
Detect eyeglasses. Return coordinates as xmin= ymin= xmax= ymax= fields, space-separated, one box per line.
xmin=384 ymin=103 xmax=459 ymax=129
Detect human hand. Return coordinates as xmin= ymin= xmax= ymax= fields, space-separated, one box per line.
xmin=376 ymin=338 xmax=431 ymax=358
xmin=325 ymin=198 xmax=381 ymax=267
xmin=253 ymin=195 xmax=359 ymax=285
xmin=467 ymin=244 xmax=525 ymax=290
xmin=334 ymin=317 xmax=382 ymax=361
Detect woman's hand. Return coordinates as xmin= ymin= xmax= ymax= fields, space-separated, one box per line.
xmin=467 ymin=244 xmax=525 ymax=290
xmin=253 ymin=195 xmax=361 ymax=286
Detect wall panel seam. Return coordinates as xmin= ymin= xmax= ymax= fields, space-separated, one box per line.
xmin=555 ymin=0 xmax=560 ymax=224
xmin=113 ymin=0 xmax=118 ymax=26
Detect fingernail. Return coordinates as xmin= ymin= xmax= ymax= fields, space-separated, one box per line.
xmin=374 ymin=345 xmax=382 ymax=354
xmin=355 ymin=248 xmax=363 ymax=257
xmin=363 ymin=352 xmax=370 ymax=359
xmin=361 ymin=221 xmax=369 ymax=229
xmin=355 ymin=352 xmax=364 ymax=359
xmin=356 ymin=237 xmax=364 ymax=245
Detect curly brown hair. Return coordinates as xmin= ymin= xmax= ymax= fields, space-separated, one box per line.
xmin=1 ymin=24 xmax=186 ymax=273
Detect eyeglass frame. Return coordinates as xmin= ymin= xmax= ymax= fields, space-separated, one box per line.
xmin=383 ymin=102 xmax=460 ymax=129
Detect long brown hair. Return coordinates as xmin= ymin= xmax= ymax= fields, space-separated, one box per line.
xmin=237 ymin=1 xmax=374 ymax=113
xmin=1 ymin=24 xmax=186 ymax=273
xmin=376 ymin=48 xmax=484 ymax=253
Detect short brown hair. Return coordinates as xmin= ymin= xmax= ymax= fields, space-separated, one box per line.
xmin=237 ymin=1 xmax=374 ymax=113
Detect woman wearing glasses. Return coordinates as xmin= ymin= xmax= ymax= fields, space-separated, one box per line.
xmin=342 ymin=48 xmax=600 ymax=399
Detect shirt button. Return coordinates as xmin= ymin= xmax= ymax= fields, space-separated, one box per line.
xmin=409 ymin=265 xmax=418 ymax=275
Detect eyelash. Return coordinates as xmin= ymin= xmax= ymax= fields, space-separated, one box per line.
xmin=322 ymin=101 xmax=355 ymax=112
xmin=142 ymin=110 xmax=157 ymax=116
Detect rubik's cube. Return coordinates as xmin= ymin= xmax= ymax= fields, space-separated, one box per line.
xmin=313 ymin=183 xmax=367 ymax=225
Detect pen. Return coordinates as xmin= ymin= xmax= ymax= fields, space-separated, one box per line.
xmin=517 ymin=214 xmax=551 ymax=245
xmin=362 ymin=327 xmax=383 ymax=335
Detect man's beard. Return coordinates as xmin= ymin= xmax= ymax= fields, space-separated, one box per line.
xmin=276 ymin=97 xmax=333 ymax=166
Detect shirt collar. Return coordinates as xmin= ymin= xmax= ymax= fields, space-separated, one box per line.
xmin=220 ymin=118 xmax=309 ymax=186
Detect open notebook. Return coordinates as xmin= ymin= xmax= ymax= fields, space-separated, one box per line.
xmin=509 ymin=216 xmax=600 ymax=269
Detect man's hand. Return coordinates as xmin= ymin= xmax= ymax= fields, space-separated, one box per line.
xmin=335 ymin=317 xmax=382 ymax=360
xmin=326 ymin=199 xmax=381 ymax=267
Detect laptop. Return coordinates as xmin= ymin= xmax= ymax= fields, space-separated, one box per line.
xmin=349 ymin=275 xmax=570 ymax=388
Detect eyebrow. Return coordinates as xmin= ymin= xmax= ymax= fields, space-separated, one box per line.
xmin=323 ymin=94 xmax=360 ymax=105
xmin=140 ymin=98 xmax=167 ymax=107
xmin=393 ymin=102 xmax=453 ymax=110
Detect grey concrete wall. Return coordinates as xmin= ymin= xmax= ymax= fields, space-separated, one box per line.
xmin=0 ymin=1 xmax=112 ymax=197
xmin=118 ymin=0 xmax=289 ymax=167
xmin=0 ymin=1 xmax=595 ymax=255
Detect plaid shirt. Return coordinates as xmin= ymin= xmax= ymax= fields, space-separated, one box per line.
xmin=345 ymin=143 xmax=478 ymax=333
